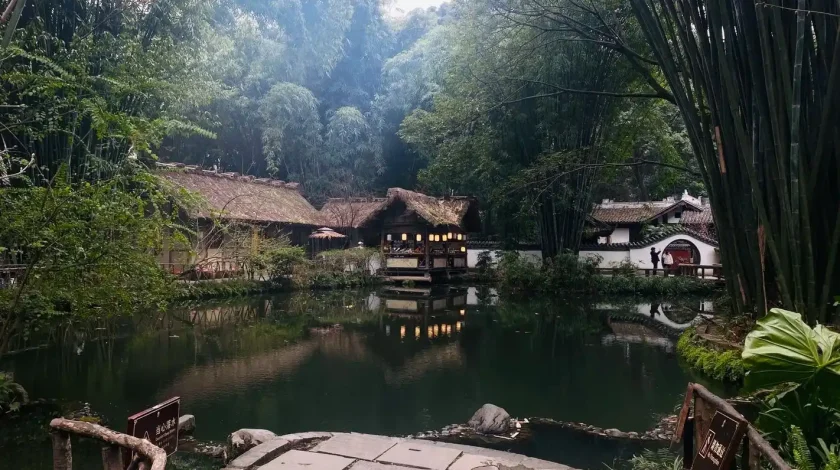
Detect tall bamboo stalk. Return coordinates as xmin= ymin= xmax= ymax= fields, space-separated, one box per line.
xmin=630 ymin=0 xmax=840 ymax=323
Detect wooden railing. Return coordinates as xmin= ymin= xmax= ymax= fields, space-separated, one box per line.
xmin=676 ymin=384 xmax=790 ymax=470
xmin=50 ymin=418 xmax=167 ymax=470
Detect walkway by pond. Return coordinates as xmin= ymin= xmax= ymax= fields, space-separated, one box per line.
xmin=0 ymin=287 xmax=733 ymax=469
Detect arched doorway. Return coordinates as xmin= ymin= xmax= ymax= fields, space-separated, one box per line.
xmin=663 ymin=239 xmax=701 ymax=266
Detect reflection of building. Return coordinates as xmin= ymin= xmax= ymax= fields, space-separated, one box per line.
xmin=379 ymin=286 xmax=468 ymax=315
xmin=322 ymin=189 xmax=480 ymax=282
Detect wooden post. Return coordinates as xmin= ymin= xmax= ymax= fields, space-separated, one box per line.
xmin=52 ymin=430 xmax=72 ymax=470
xmin=694 ymin=394 xmax=714 ymax=454
xmin=683 ymin=417 xmax=695 ymax=470
xmin=102 ymin=444 xmax=124 ymax=470
xmin=747 ymin=439 xmax=762 ymax=470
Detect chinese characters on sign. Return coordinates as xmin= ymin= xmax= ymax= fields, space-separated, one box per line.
xmin=125 ymin=396 xmax=181 ymax=464
xmin=691 ymin=410 xmax=747 ymax=470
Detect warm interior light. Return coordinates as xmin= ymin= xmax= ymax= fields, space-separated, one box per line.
xmin=448 ymin=232 xmax=453 ymax=239
xmin=459 ymin=309 xmax=465 ymax=316
xmin=441 ymin=234 xmax=447 ymax=241
xmin=434 ymin=234 xmax=440 ymax=242
xmin=416 ymin=234 xmax=422 ymax=242
xmin=457 ymin=234 xmax=463 ymax=240
xmin=415 ymin=326 xmax=420 ymax=338
xmin=401 ymin=233 xmax=407 ymax=241
xmin=460 ymin=246 xmax=466 ymax=252
xmin=400 ymin=325 xmax=406 ymax=339
xmin=456 ymin=321 xmax=463 ymax=332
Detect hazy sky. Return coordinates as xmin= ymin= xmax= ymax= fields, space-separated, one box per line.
xmin=384 ymin=0 xmax=448 ymax=17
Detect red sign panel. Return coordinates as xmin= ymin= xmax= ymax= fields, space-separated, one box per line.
xmin=691 ymin=410 xmax=747 ymax=470
xmin=125 ymin=396 xmax=180 ymax=463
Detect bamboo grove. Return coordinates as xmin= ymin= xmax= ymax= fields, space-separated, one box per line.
xmin=631 ymin=0 xmax=840 ymax=323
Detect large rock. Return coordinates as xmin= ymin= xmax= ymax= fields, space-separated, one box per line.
xmin=228 ymin=429 xmax=277 ymax=460
xmin=468 ymin=404 xmax=511 ymax=434
xmin=179 ymin=415 xmax=196 ymax=434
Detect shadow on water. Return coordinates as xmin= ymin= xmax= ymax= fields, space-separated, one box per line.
xmin=0 ymin=287 xmax=734 ymax=469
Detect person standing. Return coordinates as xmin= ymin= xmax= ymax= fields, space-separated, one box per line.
xmin=650 ymin=247 xmax=662 ymax=270
xmin=663 ymin=251 xmax=674 ymax=273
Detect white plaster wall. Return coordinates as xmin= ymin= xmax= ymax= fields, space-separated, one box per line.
xmin=466 ymin=249 xmax=542 ymax=268
xmin=610 ymin=227 xmax=631 ymax=243
xmin=628 ymin=234 xmax=719 ymax=269
xmin=579 ymin=250 xmax=629 ymax=268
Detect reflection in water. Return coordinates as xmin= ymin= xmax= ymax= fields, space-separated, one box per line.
xmin=1 ymin=288 xmax=721 ymax=470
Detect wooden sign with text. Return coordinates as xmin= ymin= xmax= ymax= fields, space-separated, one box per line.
xmin=691 ymin=410 xmax=747 ymax=470
xmin=124 ymin=397 xmax=180 ymax=466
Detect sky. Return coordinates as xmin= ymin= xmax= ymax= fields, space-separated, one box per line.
xmin=383 ymin=0 xmax=448 ymax=17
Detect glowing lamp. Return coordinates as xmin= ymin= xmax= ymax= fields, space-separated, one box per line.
xmin=400 ymin=325 xmax=406 ymax=339
xmin=457 ymin=234 xmax=463 ymax=241
xmin=460 ymin=246 xmax=466 ymax=253
xmin=401 ymin=233 xmax=407 ymax=241
xmin=416 ymin=234 xmax=422 ymax=242
xmin=415 ymin=326 xmax=420 ymax=338
xmin=448 ymin=232 xmax=453 ymax=239
xmin=459 ymin=309 xmax=465 ymax=316
xmin=442 ymin=234 xmax=448 ymax=241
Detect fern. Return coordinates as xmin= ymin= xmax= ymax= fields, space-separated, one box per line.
xmin=791 ymin=426 xmax=817 ymax=470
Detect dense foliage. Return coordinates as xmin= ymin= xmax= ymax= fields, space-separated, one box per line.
xmin=494 ymin=251 xmax=717 ymax=296
xmin=676 ymin=329 xmax=745 ymax=382
xmin=0 ymin=167 xmax=185 ymax=354
xmin=742 ymin=309 xmax=840 ymax=469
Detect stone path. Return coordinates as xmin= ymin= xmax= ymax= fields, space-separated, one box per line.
xmin=225 ymin=432 xmax=575 ymax=470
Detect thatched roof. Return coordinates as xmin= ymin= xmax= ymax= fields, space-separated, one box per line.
xmin=320 ymin=188 xmax=480 ymax=231
xmin=320 ymin=198 xmax=388 ymax=228
xmin=157 ymin=163 xmax=321 ymax=225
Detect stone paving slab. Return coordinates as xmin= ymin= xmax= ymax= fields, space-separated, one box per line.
xmin=349 ymin=461 xmax=405 ymax=470
xmin=376 ymin=441 xmax=462 ymax=470
xmin=227 ymin=438 xmax=290 ymax=470
xmin=259 ymin=450 xmax=356 ymax=470
xmin=314 ymin=433 xmax=400 ymax=460
xmin=448 ymin=453 xmax=517 ymax=470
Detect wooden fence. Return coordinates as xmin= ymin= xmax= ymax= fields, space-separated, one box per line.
xmin=50 ymin=418 xmax=166 ymax=470
xmin=676 ymin=383 xmax=790 ymax=470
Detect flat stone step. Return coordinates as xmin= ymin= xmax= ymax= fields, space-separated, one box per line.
xmin=259 ymin=449 xmax=356 ymax=470
xmin=226 ymin=438 xmax=291 ymax=470
xmin=254 ymin=432 xmax=576 ymax=470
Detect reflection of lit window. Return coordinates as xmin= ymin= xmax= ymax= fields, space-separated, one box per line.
xmin=460 ymin=309 xmax=465 ymax=316
xmin=400 ymin=325 xmax=406 ymax=339
xmin=415 ymin=326 xmax=420 ymax=338
xmin=456 ymin=321 xmax=463 ymax=332
xmin=434 ymin=325 xmax=439 ymax=336
xmin=427 ymin=326 xmax=433 ymax=338
xmin=385 ymin=325 xmax=391 ymax=336
xmin=446 ymin=324 xmax=452 ymax=335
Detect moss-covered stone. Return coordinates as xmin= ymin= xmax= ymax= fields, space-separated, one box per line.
xmin=676 ymin=328 xmax=745 ymax=382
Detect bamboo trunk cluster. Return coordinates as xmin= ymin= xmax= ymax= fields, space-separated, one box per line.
xmin=631 ymin=0 xmax=840 ymax=323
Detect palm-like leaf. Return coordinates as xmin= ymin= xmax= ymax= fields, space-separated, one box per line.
xmin=742 ymin=309 xmax=840 ymax=404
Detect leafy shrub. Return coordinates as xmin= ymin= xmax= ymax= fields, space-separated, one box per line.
xmin=742 ymin=309 xmax=840 ymax=467
xmin=616 ymin=449 xmax=682 ymax=470
xmin=316 ymin=248 xmax=382 ymax=274
xmin=495 ymin=250 xmax=717 ymax=296
xmin=177 ymin=279 xmax=282 ymax=300
xmin=267 ymin=246 xmax=307 ymax=280
xmin=676 ymin=329 xmax=745 ymax=382
xmin=0 ymin=372 xmax=28 ymax=413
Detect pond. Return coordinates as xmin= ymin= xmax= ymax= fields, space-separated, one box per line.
xmin=0 ymin=286 xmax=731 ymax=469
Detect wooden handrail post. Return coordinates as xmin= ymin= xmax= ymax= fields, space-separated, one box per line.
xmin=51 ymin=430 xmax=72 ymax=470
xmin=101 ymin=444 xmax=124 ymax=470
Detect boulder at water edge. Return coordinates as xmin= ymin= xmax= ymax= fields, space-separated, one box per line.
xmin=228 ymin=429 xmax=277 ymax=459
xmin=468 ymin=404 xmax=511 ymax=434
xmin=178 ymin=414 xmax=196 ymax=434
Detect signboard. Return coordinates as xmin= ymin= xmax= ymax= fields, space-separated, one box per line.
xmin=691 ymin=410 xmax=747 ymax=470
xmin=125 ymin=396 xmax=180 ymax=463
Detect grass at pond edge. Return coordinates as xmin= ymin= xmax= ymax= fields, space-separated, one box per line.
xmin=676 ymin=328 xmax=745 ymax=383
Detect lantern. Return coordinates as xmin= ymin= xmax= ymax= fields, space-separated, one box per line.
xmin=459 ymin=309 xmax=465 ymax=316
xmin=416 ymin=234 xmax=422 ymax=242
xmin=460 ymin=246 xmax=466 ymax=253
xmin=401 ymin=233 xmax=407 ymax=241
xmin=400 ymin=325 xmax=406 ymax=339
xmin=434 ymin=234 xmax=440 ymax=242
xmin=448 ymin=232 xmax=453 ymax=240
xmin=457 ymin=234 xmax=463 ymax=241
xmin=442 ymin=234 xmax=448 ymax=241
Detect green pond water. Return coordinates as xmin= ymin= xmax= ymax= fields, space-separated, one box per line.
xmin=0 ymin=286 xmax=731 ymax=469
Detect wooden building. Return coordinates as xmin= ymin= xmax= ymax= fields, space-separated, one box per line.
xmin=321 ymin=188 xmax=480 ymax=282
xmin=156 ymin=163 xmax=323 ymax=276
